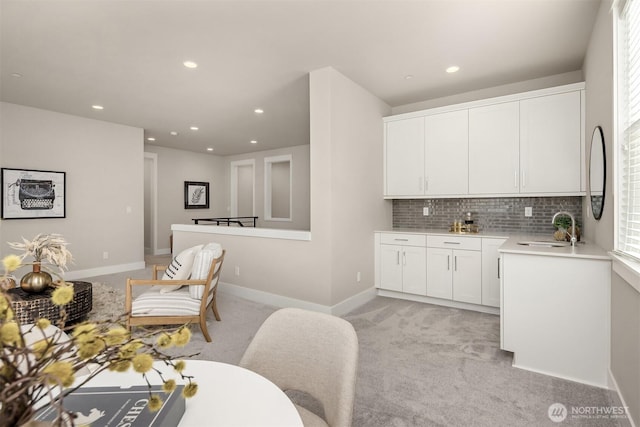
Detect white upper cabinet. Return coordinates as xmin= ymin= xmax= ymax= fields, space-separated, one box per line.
xmin=468 ymin=102 xmax=520 ymax=195
xmin=519 ymin=91 xmax=582 ymax=194
xmin=424 ymin=110 xmax=469 ymax=195
xmin=385 ymin=117 xmax=425 ymax=196
xmin=383 ymin=83 xmax=585 ymax=198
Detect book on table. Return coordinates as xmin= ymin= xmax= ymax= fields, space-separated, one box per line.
xmin=33 ymin=385 xmax=185 ymax=427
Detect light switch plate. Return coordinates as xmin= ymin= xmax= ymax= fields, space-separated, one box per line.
xmin=423 ymin=207 xmax=429 ymax=216
xmin=525 ymin=207 xmax=533 ymax=217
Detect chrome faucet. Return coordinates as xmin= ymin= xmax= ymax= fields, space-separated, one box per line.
xmin=552 ymin=211 xmax=577 ymax=247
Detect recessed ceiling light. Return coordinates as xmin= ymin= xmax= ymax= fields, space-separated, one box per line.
xmin=404 ymin=75 xmax=413 ymax=80
xmin=250 ymin=140 xmax=257 ymax=144
xmin=190 ymin=126 xmax=199 ymax=131
xmin=170 ymin=131 xmax=178 ymax=136
xmin=207 ymin=147 xmax=214 ymax=152
xmin=254 ymin=108 xmax=264 ymax=114
xmin=446 ymin=65 xmax=460 ymax=74
xmin=183 ymin=61 xmax=198 ymax=69
xmin=11 ymin=73 xmax=22 ymax=78
xmin=147 ymin=137 xmax=156 ymax=142
xmin=92 ymin=105 xmax=104 ymax=110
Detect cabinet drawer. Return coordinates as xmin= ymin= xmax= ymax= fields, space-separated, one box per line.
xmin=426 ymin=235 xmax=481 ymax=250
xmin=380 ymin=233 xmax=426 ymax=246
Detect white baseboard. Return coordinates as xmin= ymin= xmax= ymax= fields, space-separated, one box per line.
xmin=609 ymin=368 xmax=637 ymax=427
xmin=218 ymin=282 xmax=376 ymax=316
xmin=377 ymin=289 xmax=500 ymax=315
xmin=65 ymin=261 xmax=146 ymax=281
xmin=331 ymin=287 xmax=377 ymax=316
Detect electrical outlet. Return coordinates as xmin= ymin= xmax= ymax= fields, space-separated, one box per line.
xmin=356 ymin=272 xmax=361 ymax=282
xmin=423 ymin=207 xmax=430 ymax=216
xmin=103 ymin=251 xmax=109 ymax=260
xmin=525 ymin=207 xmax=533 ymax=217
xmin=234 ymin=266 xmax=240 ymax=276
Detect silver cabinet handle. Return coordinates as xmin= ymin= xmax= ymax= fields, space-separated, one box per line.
xmin=444 ymin=241 xmax=461 ymax=245
xmin=522 ymin=170 xmax=526 ymax=188
xmin=497 ymin=258 xmax=500 ymax=279
xmin=403 ymin=251 xmax=406 ymax=266
xmin=425 ymin=177 xmax=429 ymax=192
xmin=514 ymin=169 xmax=518 ymax=188
xmin=447 ymin=255 xmax=450 ymax=271
xmin=394 ymin=238 xmax=409 ymax=241
xmin=454 ymin=256 xmax=458 ymax=272
xmin=397 ymin=251 xmax=400 ymax=265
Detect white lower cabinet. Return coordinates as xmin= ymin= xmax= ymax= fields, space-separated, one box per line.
xmin=376 ymin=232 xmax=501 ymax=312
xmin=426 ymin=240 xmax=481 ymax=304
xmin=378 ymin=234 xmax=427 ymax=295
xmin=481 ymin=238 xmax=507 ymax=307
xmin=426 ymin=247 xmax=453 ymax=299
xmin=500 ymin=252 xmax=611 ymax=387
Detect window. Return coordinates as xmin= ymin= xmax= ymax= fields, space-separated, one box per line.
xmin=617 ymin=0 xmax=640 ymax=259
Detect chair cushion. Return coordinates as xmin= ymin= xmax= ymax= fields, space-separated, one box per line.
xmin=189 ymin=242 xmax=223 ymax=299
xmin=159 ymin=244 xmax=202 ymax=294
xmin=132 ymin=287 xmax=201 ymax=316
xmin=295 ymin=404 xmax=329 ymax=427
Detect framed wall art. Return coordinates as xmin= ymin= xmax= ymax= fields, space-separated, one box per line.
xmin=184 ymin=181 xmax=209 ymax=209
xmin=1 ymin=168 xmax=66 ymax=219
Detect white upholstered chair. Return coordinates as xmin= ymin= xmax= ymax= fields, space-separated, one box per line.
xmin=239 ymin=308 xmax=359 ymax=427
xmin=125 ymin=246 xmax=225 ymax=342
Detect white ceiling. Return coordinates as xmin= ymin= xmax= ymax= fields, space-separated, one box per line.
xmin=0 ymin=0 xmax=600 ymax=156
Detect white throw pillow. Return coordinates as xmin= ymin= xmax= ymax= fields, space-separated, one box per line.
xmin=159 ymin=244 xmax=203 ymax=294
xmin=189 ymin=243 xmax=223 ymax=299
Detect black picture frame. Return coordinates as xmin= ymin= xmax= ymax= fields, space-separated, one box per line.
xmin=184 ymin=181 xmax=209 ymax=209
xmin=1 ymin=168 xmax=66 ymax=219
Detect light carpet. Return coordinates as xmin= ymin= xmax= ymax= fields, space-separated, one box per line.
xmin=85 ymin=282 xmax=629 ymax=426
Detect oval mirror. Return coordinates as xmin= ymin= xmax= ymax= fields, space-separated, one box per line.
xmin=589 ymin=126 xmax=606 ymax=220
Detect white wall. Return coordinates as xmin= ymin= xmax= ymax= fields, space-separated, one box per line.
xmin=225 ymin=144 xmax=310 ymax=231
xmin=173 ymin=67 xmax=392 ymax=310
xmin=0 ymin=102 xmax=144 ymax=276
xmin=393 ymin=70 xmax=584 ymax=115
xmin=325 ymin=69 xmax=394 ymax=303
xmin=583 ymin=2 xmax=640 ymax=424
xmin=143 ymin=144 xmax=227 ymax=253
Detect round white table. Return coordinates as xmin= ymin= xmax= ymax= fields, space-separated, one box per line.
xmin=81 ymin=360 xmax=303 ymax=427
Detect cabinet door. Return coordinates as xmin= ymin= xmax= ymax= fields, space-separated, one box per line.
xmin=520 ymin=91 xmax=581 ymax=193
xmin=481 ymin=238 xmax=506 ymax=307
xmin=468 ymin=102 xmax=520 ymax=194
xmin=379 ymin=244 xmax=403 ymax=292
xmin=401 ymin=246 xmax=427 ymax=296
xmin=385 ymin=117 xmax=425 ymax=196
xmin=424 ymin=110 xmax=469 ymax=195
xmin=452 ymin=250 xmax=482 ymax=304
xmin=426 ymin=248 xmax=453 ymax=300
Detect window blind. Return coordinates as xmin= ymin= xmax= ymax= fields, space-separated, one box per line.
xmin=618 ymin=0 xmax=640 ymax=259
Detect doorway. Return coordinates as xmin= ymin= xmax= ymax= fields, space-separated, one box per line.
xmin=230 ymin=159 xmax=256 ymax=219
xmin=144 ymin=152 xmax=158 ymax=255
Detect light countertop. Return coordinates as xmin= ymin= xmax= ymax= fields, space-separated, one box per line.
xmin=375 ymin=228 xmax=610 ymax=260
xmin=375 ymin=228 xmax=510 ymax=239
xmin=498 ymin=235 xmax=610 ymax=260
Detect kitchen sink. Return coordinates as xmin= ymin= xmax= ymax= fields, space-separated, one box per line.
xmin=517 ymin=240 xmax=571 ymax=248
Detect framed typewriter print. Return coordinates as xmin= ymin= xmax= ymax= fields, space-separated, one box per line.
xmin=184 ymin=181 xmax=209 ymax=209
xmin=1 ymin=168 xmax=66 ymax=219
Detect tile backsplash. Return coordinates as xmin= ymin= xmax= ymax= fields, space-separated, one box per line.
xmin=393 ymin=197 xmax=583 ymax=234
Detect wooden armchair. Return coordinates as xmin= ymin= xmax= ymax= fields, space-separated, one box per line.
xmin=125 ymin=249 xmax=225 ymax=342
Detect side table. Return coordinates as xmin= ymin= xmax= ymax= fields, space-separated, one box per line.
xmin=7 ymin=281 xmax=93 ymax=324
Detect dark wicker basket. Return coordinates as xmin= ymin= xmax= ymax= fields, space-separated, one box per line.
xmin=7 ymin=281 xmax=93 ymax=324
